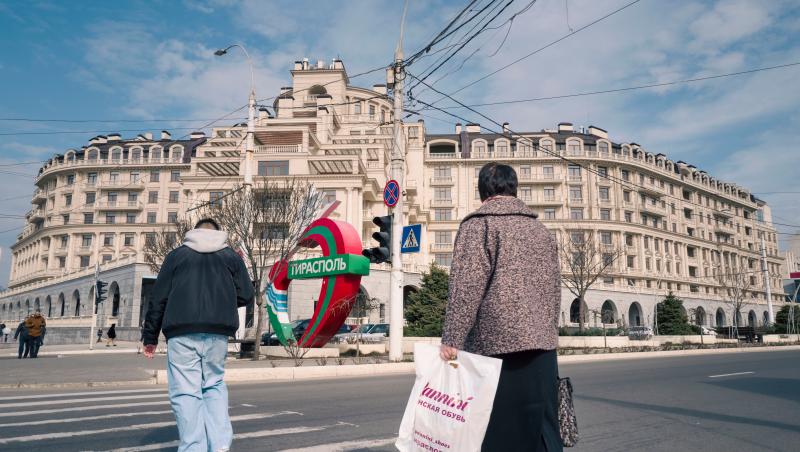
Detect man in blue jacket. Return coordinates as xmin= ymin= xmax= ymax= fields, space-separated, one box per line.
xmin=142 ymin=218 xmax=254 ymax=452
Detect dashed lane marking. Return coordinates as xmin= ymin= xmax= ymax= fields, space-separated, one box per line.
xmin=277 ymin=437 xmax=398 ymax=452
xmin=0 ymin=410 xmax=173 ymax=428
xmin=0 ymin=393 xmax=164 ymax=409
xmin=708 ymin=371 xmax=755 ymax=378
xmin=0 ymin=401 xmax=170 ymax=418
xmin=0 ymin=411 xmax=302 ymax=445
xmin=92 ymin=421 xmax=353 ymax=452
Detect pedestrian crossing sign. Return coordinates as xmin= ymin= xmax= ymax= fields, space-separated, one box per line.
xmin=401 ymin=224 xmax=422 ymax=253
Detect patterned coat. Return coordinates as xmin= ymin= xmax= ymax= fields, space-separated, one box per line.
xmin=441 ymin=197 xmax=561 ymax=356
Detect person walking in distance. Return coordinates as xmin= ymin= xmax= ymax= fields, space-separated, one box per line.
xmin=2 ymin=323 xmax=10 ymax=343
xmin=14 ymin=318 xmax=30 ymax=359
xmin=25 ymin=310 xmax=46 ymax=358
xmin=96 ymin=327 xmax=103 ymax=343
xmin=106 ymin=324 xmax=117 ymax=347
xmin=441 ymin=163 xmax=562 ymax=452
xmin=142 ymin=218 xmax=254 ymax=452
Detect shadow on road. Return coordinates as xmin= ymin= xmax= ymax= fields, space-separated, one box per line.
xmin=576 ymin=394 xmax=800 ymax=434
xmin=705 ymin=377 xmax=800 ymax=404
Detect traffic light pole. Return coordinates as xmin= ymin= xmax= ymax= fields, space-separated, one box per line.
xmin=89 ymin=264 xmax=99 ymax=350
xmin=388 ymin=3 xmax=408 ymax=362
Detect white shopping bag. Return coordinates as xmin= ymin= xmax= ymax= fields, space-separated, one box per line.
xmin=396 ymin=343 xmax=502 ymax=452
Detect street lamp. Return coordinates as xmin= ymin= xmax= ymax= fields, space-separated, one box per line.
xmin=214 ymin=43 xmax=256 ymax=188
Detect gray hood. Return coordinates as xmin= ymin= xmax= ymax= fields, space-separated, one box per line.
xmin=183 ymin=229 xmax=229 ymax=253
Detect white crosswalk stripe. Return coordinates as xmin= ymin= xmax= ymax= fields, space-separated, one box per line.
xmin=0 ymin=387 xmax=396 ymax=451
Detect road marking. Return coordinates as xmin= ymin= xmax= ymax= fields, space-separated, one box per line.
xmin=0 ymin=393 xmax=163 ymax=409
xmin=241 ymin=403 xmax=256 ymax=407
xmin=0 ymin=401 xmax=169 ymax=418
xmin=708 ymin=371 xmax=755 ymax=378
xmin=0 ymin=388 xmax=164 ymax=401
xmin=277 ymin=437 xmax=398 ymax=452
xmin=95 ymin=421 xmax=352 ymax=452
xmin=0 ymin=410 xmax=173 ymax=428
xmin=0 ymin=412 xmax=301 ymax=445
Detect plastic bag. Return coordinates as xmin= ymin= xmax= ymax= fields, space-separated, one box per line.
xmin=396 ymin=343 xmax=502 ymax=452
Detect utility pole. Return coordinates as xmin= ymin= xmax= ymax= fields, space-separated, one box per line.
xmin=89 ymin=263 xmax=99 ymax=350
xmin=388 ymin=0 xmax=409 ymax=362
xmin=761 ymin=237 xmax=774 ymax=324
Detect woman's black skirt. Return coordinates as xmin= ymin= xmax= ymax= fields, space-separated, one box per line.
xmin=482 ymin=349 xmax=562 ymax=452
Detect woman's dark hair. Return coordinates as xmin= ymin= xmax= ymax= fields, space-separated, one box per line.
xmin=478 ymin=163 xmax=518 ymax=201
xmin=194 ymin=218 xmax=221 ymax=230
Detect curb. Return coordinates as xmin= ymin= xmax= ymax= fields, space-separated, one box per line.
xmin=0 ymin=378 xmax=157 ymax=390
xmin=557 ymin=344 xmax=800 ymax=363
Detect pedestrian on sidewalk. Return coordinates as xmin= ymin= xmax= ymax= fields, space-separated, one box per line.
xmin=96 ymin=328 xmax=103 ymax=343
xmin=25 ymin=310 xmax=46 ymax=358
xmin=106 ymin=324 xmax=117 ymax=347
xmin=2 ymin=324 xmax=10 ymax=343
xmin=14 ymin=319 xmax=30 ymax=359
xmin=142 ymin=218 xmax=254 ymax=452
xmin=440 ymin=163 xmax=562 ymax=452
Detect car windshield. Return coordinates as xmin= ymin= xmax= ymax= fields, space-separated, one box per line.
xmin=370 ymin=324 xmax=389 ymax=334
xmin=356 ymin=324 xmax=374 ymax=333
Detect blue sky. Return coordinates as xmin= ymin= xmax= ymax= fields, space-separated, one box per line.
xmin=1 ymin=0 xmax=800 ymax=286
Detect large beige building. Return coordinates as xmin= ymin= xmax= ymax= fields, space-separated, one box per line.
xmin=0 ymin=58 xmax=788 ymax=341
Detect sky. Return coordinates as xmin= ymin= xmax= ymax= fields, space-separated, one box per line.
xmin=1 ymin=0 xmax=799 ymax=287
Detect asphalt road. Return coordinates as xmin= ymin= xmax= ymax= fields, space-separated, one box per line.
xmin=0 ymin=350 xmax=798 ymax=451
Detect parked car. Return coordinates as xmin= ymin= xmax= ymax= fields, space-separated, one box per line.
xmin=701 ymin=326 xmax=717 ymax=336
xmin=360 ymin=323 xmax=390 ymax=343
xmin=261 ymin=319 xmax=350 ymax=345
xmin=628 ymin=325 xmax=654 ymax=340
xmin=333 ymin=323 xmax=374 ymax=344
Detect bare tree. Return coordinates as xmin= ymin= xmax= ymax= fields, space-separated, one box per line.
xmin=559 ymin=230 xmax=625 ymax=331
xmin=207 ymin=178 xmax=325 ymax=360
xmin=142 ymin=219 xmax=194 ymax=273
xmin=716 ymin=265 xmax=754 ymax=340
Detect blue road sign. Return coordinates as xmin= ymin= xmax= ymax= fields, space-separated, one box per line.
xmin=383 ymin=180 xmax=400 ymax=208
xmin=401 ymin=224 xmax=421 ymax=253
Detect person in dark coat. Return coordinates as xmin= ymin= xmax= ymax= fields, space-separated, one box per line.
xmin=106 ymin=324 xmax=117 ymax=347
xmin=14 ymin=319 xmax=30 ymax=359
xmin=441 ymin=163 xmax=562 ymax=452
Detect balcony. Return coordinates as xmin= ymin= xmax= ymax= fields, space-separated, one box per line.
xmin=32 ymin=188 xmax=47 ymax=202
xmin=254 ymin=144 xmax=302 ymax=154
xmin=27 ymin=208 xmax=45 ymax=221
xmin=406 ymin=179 xmax=418 ymax=193
xmin=431 ymin=198 xmax=454 ymax=207
xmin=97 ymin=179 xmax=146 ymax=191
xmin=431 ymin=243 xmax=453 ymax=252
xmin=366 ymin=160 xmax=383 ymax=170
xmin=641 ymin=202 xmax=667 ymax=217
xmin=95 ymin=200 xmax=144 ymax=211
xmin=37 ymin=157 xmax=187 ymax=181
xmin=430 ymin=176 xmax=454 ymax=185
xmin=519 ymin=172 xmax=562 ymax=183
xmin=426 ymin=152 xmax=461 ymax=160
xmin=567 ymin=174 xmax=582 ymax=182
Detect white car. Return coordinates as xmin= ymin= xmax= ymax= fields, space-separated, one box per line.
xmin=701 ymin=326 xmax=717 ymax=336
xmin=333 ymin=324 xmax=373 ymax=344
xmin=360 ymin=323 xmax=390 ymax=343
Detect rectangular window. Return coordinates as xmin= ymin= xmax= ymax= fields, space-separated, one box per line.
xmin=170 ymin=170 xmax=180 ymax=182
xmin=543 ymin=187 xmax=555 ymax=201
xmin=621 ymin=169 xmax=629 ymax=181
xmin=568 ymin=165 xmax=581 ymax=180
xmin=102 ymin=255 xmax=113 ymax=263
xmin=434 ymin=187 xmax=451 ymax=201
xmin=82 ymin=234 xmax=92 ymax=247
xmin=627 ymin=255 xmax=635 ymax=269
xmin=434 ymin=253 xmax=453 ymax=267
xmin=322 ymin=190 xmax=336 ymax=205
xmin=543 ymin=208 xmax=556 ymax=220
xmin=65 ymin=194 xmax=72 ymax=207
xmin=257 ymin=160 xmax=290 ymax=176
xmin=601 ymin=232 xmax=612 ymax=245
xmin=570 ymin=208 xmax=584 ymax=220
xmin=474 ymin=167 xmax=482 ymax=178
xmin=602 ymin=253 xmax=614 ymax=266
xmin=147 ymin=212 xmax=157 ymax=224
xmin=130 ymin=172 xmax=140 ymax=183
xmin=126 ymin=213 xmax=136 ymax=223
xmin=167 ymin=211 xmax=178 ymax=223
xmin=105 ymin=213 xmax=115 ymax=224
xmin=58 ymin=256 xmax=66 ymax=268
xmin=542 ymin=166 xmax=554 ymax=179
xmin=569 ymin=186 xmax=582 ymax=201
xmin=597 ymin=166 xmax=608 ymax=178
xmin=354 ymin=102 xmax=361 ymax=114
xmin=109 ymin=172 xmax=120 ymax=183
xmin=150 ymin=170 xmax=160 ymax=182
xmin=623 ymin=191 xmax=631 ymax=202
xmin=434 ymin=166 xmax=451 ymax=178
xmin=87 ymin=172 xmax=97 ymax=185
xmin=103 ymin=233 xmax=114 ymax=246
xmin=434 ymin=209 xmax=452 ymax=221
xmin=624 ymin=211 xmax=632 ymax=223
xmin=169 ymin=191 xmax=179 ymax=203
xmin=86 ymin=192 xmax=96 ymax=205
xmin=599 ymin=187 xmax=610 ymax=200
xmin=600 ymin=209 xmax=611 ymax=221
xmin=519 ymin=165 xmax=531 ymax=179
xmin=145 ymin=233 xmax=156 ymax=246
xmin=369 ymin=105 xmax=376 ymax=119
xmin=80 ymin=256 xmax=90 ymax=268
xmin=520 ymin=186 xmax=532 ymax=200
xmin=66 ymin=174 xmax=75 ymax=185
xmin=148 ymin=191 xmax=158 ymax=204
xmin=62 ymin=214 xmax=69 ymax=225
xmin=124 ymin=233 xmax=135 ymax=247
xmin=435 ymin=231 xmax=452 ymax=244
xmin=60 ymin=235 xmax=69 ymax=248
xmin=625 ymin=234 xmax=634 ymax=246
xmin=209 ymin=191 xmax=224 ymax=207
xmin=84 ymin=213 xmax=94 ymax=224
xmin=570 ymin=232 xmax=585 ymax=244
xmin=107 ymin=192 xmax=118 ymax=204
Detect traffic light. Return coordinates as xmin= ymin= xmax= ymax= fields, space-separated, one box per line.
xmin=95 ymin=280 xmax=108 ymax=305
xmin=363 ymin=215 xmax=393 ymax=264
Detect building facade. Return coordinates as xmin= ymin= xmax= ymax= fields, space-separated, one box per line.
xmin=0 ymin=58 xmax=788 ymax=340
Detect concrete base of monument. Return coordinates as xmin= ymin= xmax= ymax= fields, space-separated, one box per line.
xmin=260 ymin=346 xmax=341 ymax=358
xmin=337 ymin=343 xmax=387 ymax=354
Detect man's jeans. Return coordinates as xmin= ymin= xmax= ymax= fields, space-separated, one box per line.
xmin=167 ymin=333 xmax=232 ymax=452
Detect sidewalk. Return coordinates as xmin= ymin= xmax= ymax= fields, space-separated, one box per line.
xmin=0 ymin=340 xmax=143 ymax=358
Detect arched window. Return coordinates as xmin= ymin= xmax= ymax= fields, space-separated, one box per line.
xmin=110 ymin=147 xmax=122 ymax=162
xmin=110 ymin=282 xmax=121 ymax=317
xmin=45 ymin=296 xmax=52 ymax=318
xmin=130 ymin=147 xmax=142 ymax=162
xmin=86 ymin=149 xmax=99 ymax=161
xmin=472 ymin=140 xmax=487 ymax=155
xmin=73 ymin=289 xmax=81 ymax=317
xmin=308 ymin=84 xmax=327 ymax=96
xmin=628 ymin=302 xmax=643 ymax=327
xmin=25 ymin=299 xmax=30 ymax=316
xmin=65 ymin=151 xmax=76 ymax=162
xmin=540 ymin=139 xmax=554 ymax=153
xmin=34 ymin=298 xmax=40 ymax=313
xmin=517 ymin=139 xmax=533 ymax=156
xmin=150 ymin=147 xmax=163 ymax=162
xmin=601 ymin=300 xmax=617 ymax=324
xmin=763 ymin=311 xmax=769 ymax=326
xmin=748 ymin=310 xmax=757 ymax=327
xmin=495 ymin=139 xmax=510 ymax=155
xmin=566 ymin=139 xmax=582 ymax=156
xmin=58 ymin=293 xmax=66 ymax=317
xmin=170 ymin=146 xmax=184 ymax=162
xmin=569 ymin=298 xmax=587 ymax=324
xmin=694 ymin=306 xmax=706 ymax=325
xmin=598 ymin=142 xmax=609 ymax=154
xmin=715 ymin=308 xmax=726 ymax=327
